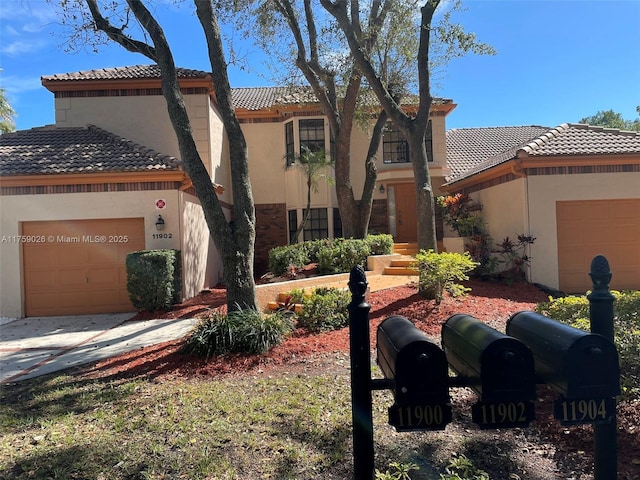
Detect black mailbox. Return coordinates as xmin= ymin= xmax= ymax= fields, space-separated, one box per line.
xmin=377 ymin=315 xmax=451 ymax=431
xmin=441 ymin=314 xmax=536 ymax=428
xmin=506 ymin=311 xmax=619 ymax=425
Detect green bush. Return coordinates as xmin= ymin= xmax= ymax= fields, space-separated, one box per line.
xmin=297 ymin=287 xmax=351 ymax=333
xmin=366 ymin=234 xmax=394 ymax=255
xmin=440 ymin=454 xmax=490 ymax=480
xmin=414 ymin=250 xmax=479 ymax=304
xmin=126 ymin=249 xmax=181 ymax=311
xmin=182 ymin=309 xmax=294 ymax=357
xmin=268 ymin=236 xmax=391 ymax=276
xmin=535 ymin=290 xmax=640 ymax=400
xmin=317 ymin=238 xmax=370 ymax=274
xmin=268 ymin=244 xmax=310 ymax=276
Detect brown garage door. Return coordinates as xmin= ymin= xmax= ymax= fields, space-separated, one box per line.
xmin=557 ymin=199 xmax=640 ymax=293
xmin=22 ymin=218 xmax=145 ymax=316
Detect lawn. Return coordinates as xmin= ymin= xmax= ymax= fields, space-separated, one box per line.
xmin=1 ymin=280 xmax=638 ymax=479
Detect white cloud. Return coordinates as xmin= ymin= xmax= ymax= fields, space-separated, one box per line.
xmin=0 ymin=0 xmax=59 ymax=55
xmin=0 ymin=74 xmax=42 ymax=95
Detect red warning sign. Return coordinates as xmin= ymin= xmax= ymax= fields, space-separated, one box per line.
xmin=155 ymin=199 xmax=166 ymax=210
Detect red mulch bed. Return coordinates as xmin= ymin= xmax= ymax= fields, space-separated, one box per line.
xmin=80 ymin=279 xmax=639 ymax=479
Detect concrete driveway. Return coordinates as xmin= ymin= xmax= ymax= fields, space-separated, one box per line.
xmin=0 ymin=314 xmax=198 ymax=384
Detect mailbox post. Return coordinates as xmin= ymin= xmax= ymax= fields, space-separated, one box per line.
xmin=347 ymin=266 xmax=374 ymax=479
xmin=588 ymin=255 xmax=617 ymax=479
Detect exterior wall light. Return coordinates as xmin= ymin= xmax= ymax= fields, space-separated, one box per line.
xmin=379 ymin=184 xmax=385 ymax=193
xmin=155 ymin=215 xmax=165 ymax=231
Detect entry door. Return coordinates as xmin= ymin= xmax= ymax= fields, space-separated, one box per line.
xmin=394 ymin=183 xmax=417 ymax=242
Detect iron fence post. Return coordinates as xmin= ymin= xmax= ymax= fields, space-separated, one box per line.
xmin=587 ymin=255 xmax=617 ymax=479
xmin=348 ymin=265 xmax=375 ymax=479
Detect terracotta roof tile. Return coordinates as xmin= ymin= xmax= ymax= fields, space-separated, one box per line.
xmin=446 ymin=124 xmax=640 ymax=184
xmin=41 ymin=65 xmax=210 ymax=82
xmin=0 ymin=125 xmax=181 ymax=176
xmin=446 ymin=126 xmax=550 ymax=179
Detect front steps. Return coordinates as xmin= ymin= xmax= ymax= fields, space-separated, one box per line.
xmin=383 ymin=257 xmax=419 ymax=276
xmin=393 ymin=242 xmax=419 ymax=256
xmin=383 ymin=243 xmax=419 ymax=275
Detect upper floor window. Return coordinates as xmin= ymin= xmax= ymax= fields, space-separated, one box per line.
xmin=285 ymin=121 xmax=295 ymax=166
xmin=383 ymin=123 xmax=409 ymax=164
xmin=383 ymin=121 xmax=434 ymax=164
xmin=299 ymin=119 xmax=325 ymax=154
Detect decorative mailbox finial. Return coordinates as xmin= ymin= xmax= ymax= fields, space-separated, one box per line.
xmin=348 ymin=265 xmax=368 ymax=301
xmin=589 ymin=255 xmax=612 ymax=291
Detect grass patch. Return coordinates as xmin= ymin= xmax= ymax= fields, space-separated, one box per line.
xmin=1 ymin=370 xmax=353 ymax=479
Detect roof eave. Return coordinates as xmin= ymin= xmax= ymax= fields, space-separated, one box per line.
xmin=0 ymin=170 xmax=187 ymax=188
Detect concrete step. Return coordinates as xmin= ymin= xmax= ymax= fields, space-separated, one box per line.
xmin=384 ymin=258 xmax=418 ymax=276
xmin=393 ymin=242 xmax=419 ymax=256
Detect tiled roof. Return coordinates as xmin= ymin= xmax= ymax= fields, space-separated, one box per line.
xmin=42 ymin=65 xmax=453 ymax=112
xmin=41 ymin=65 xmax=210 ymax=83
xmin=232 ymin=86 xmax=318 ymax=110
xmin=446 ymin=126 xmax=550 ymax=179
xmin=519 ymin=123 xmax=640 ymax=156
xmin=446 ymin=123 xmax=640 ymax=184
xmin=0 ymin=125 xmax=181 ymax=176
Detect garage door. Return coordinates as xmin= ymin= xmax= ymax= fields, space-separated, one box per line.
xmin=557 ymin=199 xmax=640 ymax=293
xmin=22 ymin=218 xmax=145 ymax=316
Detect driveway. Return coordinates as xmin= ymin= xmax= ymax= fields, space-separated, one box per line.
xmin=0 ymin=314 xmax=198 ymax=383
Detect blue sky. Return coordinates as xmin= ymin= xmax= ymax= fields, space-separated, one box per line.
xmin=1 ymin=0 xmax=639 ymax=132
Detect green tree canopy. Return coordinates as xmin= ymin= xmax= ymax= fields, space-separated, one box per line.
xmin=579 ymin=108 xmax=640 ymax=132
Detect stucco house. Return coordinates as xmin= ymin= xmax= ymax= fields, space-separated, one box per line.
xmin=2 ymin=64 xmax=638 ymax=318
xmin=0 ymin=65 xmax=454 ymax=318
xmin=444 ymin=124 xmax=640 ymax=294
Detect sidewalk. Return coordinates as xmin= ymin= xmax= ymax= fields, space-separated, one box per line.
xmin=0 ymin=273 xmax=417 ymax=384
xmin=0 ymin=314 xmax=198 ymax=384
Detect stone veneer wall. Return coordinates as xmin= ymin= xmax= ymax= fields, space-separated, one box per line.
xmin=254 ymin=203 xmax=288 ymax=276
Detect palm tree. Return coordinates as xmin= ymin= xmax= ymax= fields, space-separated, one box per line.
xmin=287 ymin=145 xmax=335 ymax=242
xmin=0 ymin=87 xmax=16 ymax=134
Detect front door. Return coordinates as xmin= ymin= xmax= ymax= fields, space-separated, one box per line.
xmin=394 ymin=183 xmax=417 ymax=242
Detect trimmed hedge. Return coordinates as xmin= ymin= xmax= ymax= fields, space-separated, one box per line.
xmin=267 ymin=234 xmax=394 ymax=276
xmin=126 ymin=249 xmax=181 ymax=311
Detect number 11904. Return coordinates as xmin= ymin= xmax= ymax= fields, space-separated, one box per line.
xmin=553 ymin=397 xmax=615 ymax=425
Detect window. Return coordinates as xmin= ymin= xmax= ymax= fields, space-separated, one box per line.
xmin=383 ymin=121 xmax=434 ymax=164
xmin=383 ymin=123 xmax=409 ymax=164
xmin=303 ymin=208 xmax=329 ymax=241
xmin=288 ymin=209 xmax=298 ymax=243
xmin=299 ymin=119 xmax=325 ymax=154
xmin=285 ymin=121 xmax=295 ymax=166
xmin=333 ymin=207 xmax=342 ymax=238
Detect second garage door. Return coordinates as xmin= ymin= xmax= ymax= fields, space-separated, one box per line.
xmin=556 ymin=199 xmax=640 ymax=293
xmin=22 ymin=218 xmax=145 ymax=317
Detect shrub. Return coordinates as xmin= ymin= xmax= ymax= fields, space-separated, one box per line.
xmin=535 ymin=290 xmax=640 ymax=400
xmin=126 ymin=249 xmax=181 ymax=311
xmin=297 ymin=287 xmax=351 ymax=333
xmin=366 ymin=234 xmax=394 ymax=255
xmin=375 ymin=462 xmax=419 ymax=480
xmin=182 ymin=309 xmax=294 ymax=357
xmin=492 ymin=234 xmax=536 ymax=284
xmin=437 ymin=193 xmax=485 ymax=237
xmin=440 ymin=454 xmax=490 ymax=480
xmin=414 ymin=250 xmax=479 ymax=304
xmin=268 ymin=244 xmax=310 ymax=276
xmin=317 ymin=238 xmax=370 ymax=274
